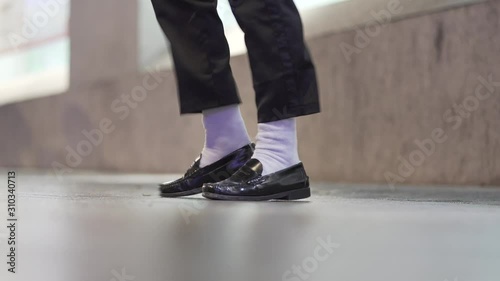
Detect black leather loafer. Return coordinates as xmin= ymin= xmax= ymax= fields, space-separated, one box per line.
xmin=202 ymin=159 xmax=311 ymax=201
xmin=159 ymin=144 xmax=254 ymax=197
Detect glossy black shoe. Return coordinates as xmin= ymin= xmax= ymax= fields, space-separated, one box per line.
xmin=202 ymin=159 xmax=311 ymax=201
xmin=159 ymin=144 xmax=254 ymax=197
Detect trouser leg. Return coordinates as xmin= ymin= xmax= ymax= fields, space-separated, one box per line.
xmin=230 ymin=0 xmax=320 ymax=123
xmin=151 ymin=0 xmax=241 ymax=113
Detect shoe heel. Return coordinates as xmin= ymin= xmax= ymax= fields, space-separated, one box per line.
xmin=280 ymin=187 xmax=311 ymax=200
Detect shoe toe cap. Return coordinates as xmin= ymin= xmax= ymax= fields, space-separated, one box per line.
xmin=201 ymin=182 xmax=218 ymax=193
xmin=159 ymin=179 xmax=184 ymax=193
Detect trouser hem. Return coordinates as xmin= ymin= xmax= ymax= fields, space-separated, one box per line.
xmin=257 ymin=103 xmax=320 ymax=123
xmin=180 ymin=98 xmax=242 ymax=114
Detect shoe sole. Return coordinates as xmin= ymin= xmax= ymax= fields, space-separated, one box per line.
xmin=202 ymin=187 xmax=311 ymax=201
xmin=160 ymin=187 xmax=202 ymax=198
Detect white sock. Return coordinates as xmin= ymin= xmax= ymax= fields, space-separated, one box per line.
xmin=252 ymin=118 xmax=300 ymax=175
xmin=200 ymin=105 xmax=251 ymax=167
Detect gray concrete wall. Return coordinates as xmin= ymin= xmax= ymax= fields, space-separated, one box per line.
xmin=0 ymin=0 xmax=499 ymax=186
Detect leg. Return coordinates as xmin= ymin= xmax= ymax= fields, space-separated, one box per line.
xmin=151 ymin=0 xmax=241 ymax=112
xmin=152 ymin=0 xmax=253 ymax=197
xmin=202 ymin=0 xmax=317 ymax=200
xmin=231 ymin=0 xmax=319 ymax=175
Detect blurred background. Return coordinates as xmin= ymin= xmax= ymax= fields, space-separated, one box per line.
xmin=0 ymin=0 xmax=498 ymax=186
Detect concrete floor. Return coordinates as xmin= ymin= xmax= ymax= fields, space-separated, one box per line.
xmin=1 ymin=171 xmax=500 ymax=281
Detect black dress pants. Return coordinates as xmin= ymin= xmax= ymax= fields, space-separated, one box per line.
xmin=151 ymin=0 xmax=320 ymax=123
